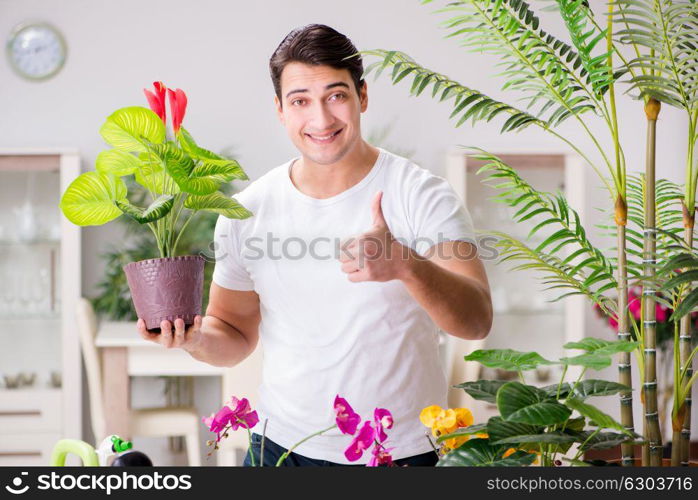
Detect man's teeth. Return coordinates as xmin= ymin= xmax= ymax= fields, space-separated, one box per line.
xmin=309 ymin=130 xmax=340 ymax=140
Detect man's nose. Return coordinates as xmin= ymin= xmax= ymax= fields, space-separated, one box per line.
xmin=309 ymin=102 xmax=336 ymax=130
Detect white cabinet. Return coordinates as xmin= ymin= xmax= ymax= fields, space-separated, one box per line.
xmin=0 ymin=150 xmax=82 ymax=465
xmin=444 ymin=150 xmax=587 ymax=417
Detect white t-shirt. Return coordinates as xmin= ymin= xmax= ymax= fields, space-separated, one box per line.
xmin=212 ymin=147 xmax=476 ymax=464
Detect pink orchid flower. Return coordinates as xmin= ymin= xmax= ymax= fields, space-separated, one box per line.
xmin=224 ymin=396 xmax=259 ymax=431
xmin=367 ymin=444 xmax=395 ymax=467
xmin=202 ymin=396 xmax=258 ymax=442
xmin=628 ymin=293 xmax=641 ymax=321
xmin=373 ymin=408 xmax=393 ymax=443
xmin=143 ymin=81 xmax=167 ymax=124
xmin=167 ymin=87 xmax=187 ymax=134
xmin=344 ymin=420 xmax=375 ymax=462
xmin=334 ymin=395 xmax=361 ymax=435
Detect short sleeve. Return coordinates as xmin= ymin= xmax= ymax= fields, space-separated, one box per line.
xmin=407 ymin=170 xmax=476 ymax=256
xmin=211 ymin=213 xmax=255 ymax=291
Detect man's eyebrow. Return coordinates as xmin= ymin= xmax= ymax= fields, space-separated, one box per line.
xmin=285 ymin=81 xmax=351 ymax=99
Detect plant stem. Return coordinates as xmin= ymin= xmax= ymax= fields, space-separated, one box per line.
xmin=606 ymin=3 xmax=635 ymax=467
xmin=679 ymin=114 xmax=697 ymax=465
xmin=260 ymin=419 xmax=268 ymax=467
xmin=275 ymin=424 xmax=337 ymax=467
xmin=642 ymin=98 xmax=663 ymax=467
xmin=172 ymin=210 xmax=196 ymax=257
xmin=572 ymin=428 xmax=601 ymax=462
xmin=244 ymin=425 xmax=255 ymax=467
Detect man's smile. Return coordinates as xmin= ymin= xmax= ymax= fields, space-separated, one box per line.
xmin=305 ymin=128 xmax=343 ymax=144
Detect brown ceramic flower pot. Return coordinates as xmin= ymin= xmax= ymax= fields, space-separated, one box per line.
xmin=123 ymin=255 xmax=205 ymax=332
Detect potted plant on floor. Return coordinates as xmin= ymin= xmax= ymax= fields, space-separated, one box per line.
xmin=60 ymin=81 xmax=252 ymax=332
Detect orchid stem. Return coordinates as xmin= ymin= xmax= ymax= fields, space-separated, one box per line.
xmin=275 ymin=424 xmax=337 ymax=467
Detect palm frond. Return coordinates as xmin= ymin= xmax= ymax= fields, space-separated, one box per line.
xmin=613 ymin=0 xmax=698 ymax=111
xmin=598 ymin=174 xmax=686 ymax=284
xmin=661 ymin=251 xmax=698 ymax=319
xmin=419 ymin=0 xmax=607 ymax=125
xmin=360 ymin=50 xmax=546 ymax=133
xmin=472 ymin=150 xmax=616 ymax=300
xmin=555 ymin=0 xmax=621 ymax=97
xmin=489 ymin=230 xmax=616 ymax=314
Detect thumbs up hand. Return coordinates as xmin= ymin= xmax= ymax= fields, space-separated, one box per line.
xmin=337 ymin=191 xmax=408 ymax=283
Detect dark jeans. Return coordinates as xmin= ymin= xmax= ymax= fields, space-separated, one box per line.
xmin=242 ymin=432 xmax=438 ymax=467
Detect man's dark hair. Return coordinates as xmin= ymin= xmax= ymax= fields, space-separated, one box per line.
xmin=269 ymin=24 xmax=364 ymax=102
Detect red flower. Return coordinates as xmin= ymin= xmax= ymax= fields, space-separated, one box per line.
xmin=143 ymin=81 xmax=167 ymax=124
xmin=168 ymin=87 xmax=188 ymax=134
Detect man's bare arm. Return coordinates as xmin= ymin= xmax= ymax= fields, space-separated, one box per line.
xmin=137 ymin=282 xmax=261 ymax=368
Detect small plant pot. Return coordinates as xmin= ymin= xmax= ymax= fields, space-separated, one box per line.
xmin=123 ymin=255 xmax=205 ymax=332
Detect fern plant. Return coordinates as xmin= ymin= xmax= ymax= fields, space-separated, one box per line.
xmin=362 ymin=0 xmax=698 ymax=465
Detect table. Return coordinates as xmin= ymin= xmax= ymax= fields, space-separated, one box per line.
xmin=95 ymin=321 xmax=226 ymax=439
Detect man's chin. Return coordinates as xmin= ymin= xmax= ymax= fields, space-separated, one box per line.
xmin=300 ymin=148 xmax=349 ymax=166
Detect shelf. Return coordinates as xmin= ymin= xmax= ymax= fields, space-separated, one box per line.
xmin=0 ymin=238 xmax=60 ymax=247
xmin=0 ymin=312 xmax=61 ymax=321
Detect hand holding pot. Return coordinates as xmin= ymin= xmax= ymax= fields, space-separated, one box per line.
xmin=137 ymin=315 xmax=203 ymax=350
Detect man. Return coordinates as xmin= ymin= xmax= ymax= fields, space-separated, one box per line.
xmin=137 ymin=24 xmax=492 ymax=466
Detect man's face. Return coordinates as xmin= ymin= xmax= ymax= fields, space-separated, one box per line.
xmin=274 ymin=62 xmax=368 ymax=166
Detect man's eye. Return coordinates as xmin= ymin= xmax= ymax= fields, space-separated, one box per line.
xmin=291 ymin=99 xmax=305 ymax=106
xmin=330 ymin=93 xmax=346 ymax=102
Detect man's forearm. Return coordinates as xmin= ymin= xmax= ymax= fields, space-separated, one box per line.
xmin=398 ymin=252 xmax=492 ymax=340
xmin=184 ymin=315 xmax=254 ymax=367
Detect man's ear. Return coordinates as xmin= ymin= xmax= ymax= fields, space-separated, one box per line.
xmin=274 ymin=95 xmax=284 ymax=124
xmin=359 ymin=81 xmax=368 ymax=113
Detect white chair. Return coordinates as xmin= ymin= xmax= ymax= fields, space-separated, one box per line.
xmin=76 ymin=297 xmax=202 ymax=466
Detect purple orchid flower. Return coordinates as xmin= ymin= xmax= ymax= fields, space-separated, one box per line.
xmin=225 ymin=396 xmax=259 ymax=431
xmin=344 ymin=420 xmax=375 ymax=462
xmin=334 ymin=395 xmax=361 ymax=435
xmin=373 ymin=408 xmax=393 ymax=443
xmin=367 ymin=443 xmax=395 ymax=467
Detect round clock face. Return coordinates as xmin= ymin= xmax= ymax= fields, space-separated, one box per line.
xmin=6 ymin=22 xmax=67 ymax=81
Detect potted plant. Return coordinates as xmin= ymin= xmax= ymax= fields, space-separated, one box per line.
xmin=60 ymin=81 xmax=252 ymax=332
xmin=424 ymin=340 xmax=644 ymax=466
xmin=362 ymin=0 xmax=698 ymax=465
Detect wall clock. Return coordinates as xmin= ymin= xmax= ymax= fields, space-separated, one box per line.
xmin=6 ymin=22 xmax=67 ymax=81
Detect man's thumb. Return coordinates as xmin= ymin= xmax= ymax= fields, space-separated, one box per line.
xmin=371 ymin=191 xmax=387 ymax=227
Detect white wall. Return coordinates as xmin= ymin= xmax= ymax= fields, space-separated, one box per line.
xmin=2 ymin=0 xmax=694 ymax=460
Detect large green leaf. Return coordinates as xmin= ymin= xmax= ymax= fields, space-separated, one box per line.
xmin=497 ymin=382 xmax=571 ymax=426
xmin=436 ymin=438 xmax=536 ymax=467
xmin=114 ymin=195 xmax=174 ymax=224
xmin=99 ymin=106 xmax=165 ymax=153
xmin=436 ymin=423 xmax=488 ymax=444
xmin=60 ymin=172 xmax=127 ymax=226
xmin=575 ymin=431 xmax=645 ymax=451
xmin=184 ymin=192 xmax=253 ymax=219
xmin=559 ymin=353 xmax=612 ymax=370
xmin=453 ymin=380 xmax=507 ymax=403
xmin=486 ymin=416 xmax=542 ymax=444
xmin=95 ymin=149 xmax=140 ymax=176
xmin=178 ymin=127 xmax=248 ymax=181
xmin=563 ymin=337 xmax=639 ymax=355
xmin=540 ymin=380 xmax=631 ymax=400
xmin=134 ymin=151 xmax=180 ymax=195
xmin=564 ymin=397 xmax=632 ymax=435
xmin=146 ymin=141 xmax=238 ymax=195
xmin=464 ymin=349 xmax=555 ymax=372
